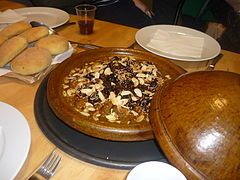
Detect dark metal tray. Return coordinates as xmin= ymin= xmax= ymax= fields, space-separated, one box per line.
xmin=34 ymin=76 xmax=168 ymax=169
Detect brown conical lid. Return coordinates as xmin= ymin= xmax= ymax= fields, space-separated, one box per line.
xmin=150 ymin=71 xmax=240 ymax=179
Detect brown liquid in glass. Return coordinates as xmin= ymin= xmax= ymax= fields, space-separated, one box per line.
xmin=78 ymin=20 xmax=94 ymax=35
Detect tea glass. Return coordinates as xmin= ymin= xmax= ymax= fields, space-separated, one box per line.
xmin=75 ymin=4 xmax=97 ymax=35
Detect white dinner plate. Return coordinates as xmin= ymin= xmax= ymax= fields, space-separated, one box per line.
xmin=0 ymin=101 xmax=31 ymax=180
xmin=14 ymin=7 xmax=69 ymax=28
xmin=135 ymin=25 xmax=221 ymax=61
xmin=127 ymin=161 xmax=187 ymax=180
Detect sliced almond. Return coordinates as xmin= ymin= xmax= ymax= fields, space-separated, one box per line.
xmin=85 ymin=102 xmax=93 ymax=107
xmin=109 ymin=92 xmax=116 ymax=101
xmin=136 ymin=73 xmax=145 ymax=78
xmin=64 ymin=78 xmax=69 ymax=83
xmin=144 ymin=90 xmax=154 ymax=96
xmin=165 ymin=74 xmax=171 ymax=79
xmin=80 ymin=111 xmax=90 ymax=117
xmin=111 ymin=95 xmax=121 ymax=106
xmin=121 ymin=99 xmax=129 ymax=106
xmin=138 ymin=78 xmax=145 ymax=85
xmin=131 ymin=110 xmax=139 ymax=116
xmin=134 ymin=88 xmax=142 ymax=97
xmin=106 ymin=114 xmax=116 ymax=122
xmin=93 ymin=116 xmax=99 ymax=121
xmin=83 ymin=108 xmax=89 ymax=113
xmin=98 ymin=91 xmax=105 ymax=102
xmin=131 ymin=96 xmax=138 ymax=101
xmin=131 ymin=77 xmax=139 ymax=87
xmin=67 ymin=89 xmax=76 ymax=96
xmin=135 ymin=115 xmax=145 ymax=122
xmin=81 ymin=88 xmax=93 ymax=96
xmin=152 ymin=68 xmax=157 ymax=76
xmin=105 ymin=110 xmax=118 ymax=122
xmin=63 ymin=84 xmax=69 ymax=89
xmin=121 ymin=90 xmax=132 ymax=96
xmin=94 ymin=72 xmax=100 ymax=78
xmin=88 ymin=107 xmax=96 ymax=112
xmin=104 ymin=67 xmax=112 ymax=75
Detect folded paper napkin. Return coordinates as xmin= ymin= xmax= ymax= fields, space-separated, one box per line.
xmin=0 ymin=9 xmax=26 ymax=24
xmin=147 ymin=29 xmax=205 ymax=58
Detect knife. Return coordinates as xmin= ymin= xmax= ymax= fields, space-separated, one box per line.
xmin=68 ymin=40 xmax=101 ymax=49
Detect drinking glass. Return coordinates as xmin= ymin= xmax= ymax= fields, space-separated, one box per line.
xmin=75 ymin=4 xmax=97 ymax=35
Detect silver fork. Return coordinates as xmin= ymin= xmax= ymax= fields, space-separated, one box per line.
xmin=28 ymin=151 xmax=61 ymax=180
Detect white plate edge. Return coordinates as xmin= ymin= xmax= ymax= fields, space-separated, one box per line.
xmin=0 ymin=101 xmax=31 ymax=180
xmin=135 ymin=25 xmax=221 ymax=62
xmin=14 ymin=7 xmax=70 ymax=28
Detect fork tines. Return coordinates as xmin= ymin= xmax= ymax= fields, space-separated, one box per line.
xmin=37 ymin=151 xmax=61 ymax=179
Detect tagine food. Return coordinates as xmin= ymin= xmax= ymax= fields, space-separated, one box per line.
xmin=47 ymin=48 xmax=185 ymax=141
xmin=62 ymin=56 xmax=171 ymax=125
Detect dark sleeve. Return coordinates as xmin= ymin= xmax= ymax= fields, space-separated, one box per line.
xmin=152 ymin=0 xmax=182 ymax=24
xmin=210 ymin=0 xmax=235 ymax=26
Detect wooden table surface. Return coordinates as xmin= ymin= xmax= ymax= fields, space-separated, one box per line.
xmin=0 ymin=2 xmax=240 ymax=180
xmin=0 ymin=1 xmax=26 ymax=11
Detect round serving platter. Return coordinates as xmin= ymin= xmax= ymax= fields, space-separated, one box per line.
xmin=46 ymin=48 xmax=185 ymax=141
xmin=34 ymin=76 xmax=169 ymax=169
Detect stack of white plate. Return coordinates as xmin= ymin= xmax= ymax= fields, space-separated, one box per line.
xmin=136 ymin=25 xmax=221 ymax=72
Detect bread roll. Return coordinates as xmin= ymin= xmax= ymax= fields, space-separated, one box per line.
xmin=35 ymin=35 xmax=69 ymax=55
xmin=0 ymin=21 xmax=32 ymax=38
xmin=11 ymin=47 xmax=52 ymax=75
xmin=20 ymin=26 xmax=49 ymax=43
xmin=0 ymin=36 xmax=28 ymax=67
xmin=0 ymin=34 xmax=7 ymax=46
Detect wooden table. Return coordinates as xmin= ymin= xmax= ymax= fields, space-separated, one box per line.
xmin=0 ymin=1 xmax=26 ymax=11
xmin=0 ymin=5 xmax=240 ymax=180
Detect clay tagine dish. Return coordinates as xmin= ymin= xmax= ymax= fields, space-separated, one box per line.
xmin=47 ymin=48 xmax=185 ymax=141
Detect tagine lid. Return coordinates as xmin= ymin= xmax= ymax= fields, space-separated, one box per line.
xmin=150 ymin=71 xmax=240 ymax=179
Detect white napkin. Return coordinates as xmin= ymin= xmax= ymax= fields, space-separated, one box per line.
xmin=0 ymin=9 xmax=27 ymax=24
xmin=147 ymin=29 xmax=205 ymax=58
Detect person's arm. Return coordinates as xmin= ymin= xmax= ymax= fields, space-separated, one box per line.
xmin=132 ymin=0 xmax=154 ymax=18
xmin=226 ymin=0 xmax=240 ymax=12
